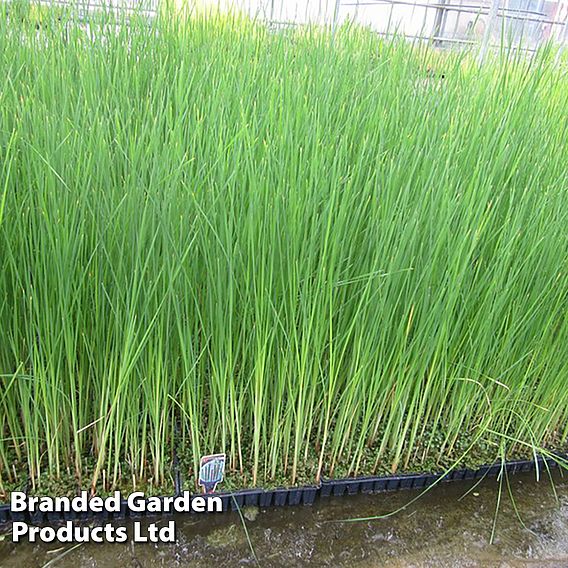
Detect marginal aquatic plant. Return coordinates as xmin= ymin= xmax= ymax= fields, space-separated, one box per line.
xmin=0 ymin=5 xmax=566 ymax=493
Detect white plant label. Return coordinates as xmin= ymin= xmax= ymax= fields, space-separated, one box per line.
xmin=198 ymin=453 xmax=226 ymax=494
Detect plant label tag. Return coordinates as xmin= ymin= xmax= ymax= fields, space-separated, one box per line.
xmin=198 ymin=453 xmax=226 ymax=494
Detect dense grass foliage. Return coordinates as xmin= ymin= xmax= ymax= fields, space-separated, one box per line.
xmin=0 ymin=5 xmax=567 ymax=494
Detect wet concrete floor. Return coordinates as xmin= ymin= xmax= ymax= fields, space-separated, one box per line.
xmin=1 ymin=472 xmax=567 ymax=567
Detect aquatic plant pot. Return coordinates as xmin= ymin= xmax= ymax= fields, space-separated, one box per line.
xmin=209 ymin=485 xmax=320 ymax=510
xmin=272 ymin=488 xmax=289 ymax=506
xmin=321 ymin=472 xmax=444 ymax=496
xmin=8 ymin=508 xmax=28 ymax=523
xmin=228 ymin=489 xmax=264 ymax=511
xmin=209 ymin=492 xmax=232 ymax=511
xmin=463 ymin=469 xmax=476 ymax=480
xmin=450 ymin=469 xmax=469 ymax=482
xmin=393 ymin=474 xmax=423 ymax=490
xmin=540 ymin=456 xmax=560 ymax=470
xmin=359 ymin=478 xmax=376 ymax=493
xmin=423 ymin=473 xmax=444 ymax=487
xmin=474 ymin=464 xmax=504 ymax=479
xmin=63 ymin=509 xmax=78 ymax=522
xmin=29 ymin=510 xmax=44 ymax=524
xmin=301 ymin=486 xmax=319 ymax=505
xmin=244 ymin=490 xmax=264 ymax=507
xmin=116 ymin=499 xmax=131 ymax=520
xmin=506 ymin=460 xmax=535 ymax=474
xmin=408 ymin=474 xmax=430 ymax=488
xmin=329 ymin=479 xmax=361 ymax=496
xmin=228 ymin=491 xmax=246 ymax=511
xmin=321 ymin=476 xmax=379 ymax=496
xmin=287 ymin=488 xmax=303 ymax=505
xmin=46 ymin=510 xmax=63 ymax=524
xmin=220 ymin=486 xmax=318 ymax=509
xmin=258 ymin=490 xmax=274 ymax=507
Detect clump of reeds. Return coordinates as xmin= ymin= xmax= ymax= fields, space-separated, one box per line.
xmin=0 ymin=3 xmax=567 ymax=494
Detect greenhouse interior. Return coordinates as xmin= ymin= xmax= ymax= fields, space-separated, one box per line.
xmin=0 ymin=0 xmax=567 ymax=566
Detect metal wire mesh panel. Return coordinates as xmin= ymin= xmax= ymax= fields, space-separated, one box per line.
xmin=199 ymin=0 xmax=568 ymax=51
xmin=3 ymin=0 xmax=567 ymax=51
xmin=341 ymin=0 xmax=568 ymax=49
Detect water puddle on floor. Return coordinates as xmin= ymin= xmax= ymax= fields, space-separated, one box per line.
xmin=1 ymin=472 xmax=568 ymax=567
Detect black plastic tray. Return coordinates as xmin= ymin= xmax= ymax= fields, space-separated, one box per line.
xmin=0 ymin=454 xmax=562 ymax=525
